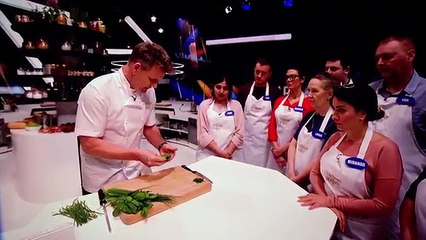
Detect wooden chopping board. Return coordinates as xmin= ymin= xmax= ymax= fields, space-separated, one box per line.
xmin=102 ymin=166 xmax=212 ymax=225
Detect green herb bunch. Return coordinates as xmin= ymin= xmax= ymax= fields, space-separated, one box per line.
xmin=105 ymin=188 xmax=175 ymax=217
xmin=53 ymin=198 xmax=102 ymax=227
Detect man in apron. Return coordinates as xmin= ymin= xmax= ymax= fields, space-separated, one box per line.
xmin=324 ymin=52 xmax=354 ymax=86
xmin=369 ymin=36 xmax=426 ymax=239
xmin=235 ymin=58 xmax=281 ymax=167
xmin=75 ymin=42 xmax=177 ymax=193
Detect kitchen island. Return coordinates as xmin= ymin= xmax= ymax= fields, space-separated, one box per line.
xmin=4 ymin=157 xmax=336 ymax=240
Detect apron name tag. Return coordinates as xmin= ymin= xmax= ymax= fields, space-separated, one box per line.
xmin=263 ymin=96 xmax=271 ymax=101
xmin=396 ymin=96 xmax=415 ymax=106
xmin=345 ymin=157 xmax=368 ymax=170
xmin=294 ymin=106 xmax=304 ymax=112
xmin=311 ymin=130 xmax=326 ymax=140
xmin=224 ymin=110 xmax=235 ymax=116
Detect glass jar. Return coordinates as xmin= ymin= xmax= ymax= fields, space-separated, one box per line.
xmin=56 ymin=12 xmax=67 ymax=25
xmin=36 ymin=38 xmax=49 ymax=49
xmin=61 ymin=41 xmax=72 ymax=51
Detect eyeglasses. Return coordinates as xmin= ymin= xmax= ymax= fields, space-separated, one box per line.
xmin=214 ymin=85 xmax=229 ymax=91
xmin=286 ymin=74 xmax=300 ymax=81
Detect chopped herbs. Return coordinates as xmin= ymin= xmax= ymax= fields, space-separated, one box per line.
xmin=105 ymin=188 xmax=175 ymax=217
xmin=53 ymin=198 xmax=102 ymax=227
xmin=193 ymin=177 xmax=204 ymax=183
xmin=162 ymin=153 xmax=171 ymax=161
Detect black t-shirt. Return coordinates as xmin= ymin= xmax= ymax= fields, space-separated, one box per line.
xmin=237 ymin=81 xmax=281 ymax=109
xmin=293 ymin=111 xmax=337 ymax=146
xmin=405 ymin=167 xmax=426 ymax=200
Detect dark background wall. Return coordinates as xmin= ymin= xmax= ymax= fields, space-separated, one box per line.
xmin=1 ymin=0 xmax=425 ymax=87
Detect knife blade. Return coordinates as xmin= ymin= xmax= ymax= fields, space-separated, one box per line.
xmin=181 ymin=165 xmax=213 ymax=183
xmin=98 ymin=189 xmax=112 ymax=233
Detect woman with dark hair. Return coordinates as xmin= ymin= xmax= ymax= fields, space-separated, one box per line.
xmin=195 ymin=69 xmax=244 ymax=161
xmin=266 ymin=67 xmax=314 ymax=173
xmin=298 ymin=84 xmax=403 ymax=240
xmin=287 ymin=73 xmax=337 ymax=188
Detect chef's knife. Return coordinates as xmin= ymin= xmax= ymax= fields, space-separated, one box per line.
xmin=98 ymin=189 xmax=112 ymax=233
xmin=181 ymin=165 xmax=213 ymax=183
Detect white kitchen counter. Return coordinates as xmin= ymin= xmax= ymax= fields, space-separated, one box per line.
xmin=10 ymin=130 xmax=82 ymax=204
xmin=3 ymin=157 xmax=337 ymax=240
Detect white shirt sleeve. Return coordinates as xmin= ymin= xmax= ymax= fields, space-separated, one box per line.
xmin=143 ymin=88 xmax=157 ymax=127
xmin=75 ymin=84 xmax=107 ymax=137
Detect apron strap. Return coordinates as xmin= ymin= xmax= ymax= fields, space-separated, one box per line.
xmin=297 ymin=92 xmax=305 ymax=107
xmin=249 ymin=82 xmax=270 ymax=96
xmin=334 ymin=132 xmax=347 ymax=147
xmin=319 ymin=107 xmax=334 ymax=132
xmin=357 ymin=127 xmax=373 ymax=159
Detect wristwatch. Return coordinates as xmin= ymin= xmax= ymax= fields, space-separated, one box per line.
xmin=157 ymin=141 xmax=167 ymax=151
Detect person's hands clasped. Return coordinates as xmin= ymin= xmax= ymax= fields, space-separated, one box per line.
xmin=159 ymin=143 xmax=177 ymax=161
xmin=275 ymin=156 xmax=287 ymax=168
xmin=271 ymin=145 xmax=286 ymax=157
xmin=218 ymin=150 xmax=232 ymax=159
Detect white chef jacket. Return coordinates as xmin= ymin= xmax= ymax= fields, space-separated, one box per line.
xmin=75 ymin=68 xmax=156 ymax=192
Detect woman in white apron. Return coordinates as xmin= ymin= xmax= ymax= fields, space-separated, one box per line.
xmin=195 ymin=72 xmax=244 ymax=161
xmin=266 ymin=68 xmax=313 ymax=173
xmin=287 ymin=73 xmax=337 ymax=188
xmin=298 ymin=84 xmax=403 ymax=240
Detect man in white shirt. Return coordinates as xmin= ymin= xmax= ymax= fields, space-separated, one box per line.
xmin=75 ymin=42 xmax=177 ymax=193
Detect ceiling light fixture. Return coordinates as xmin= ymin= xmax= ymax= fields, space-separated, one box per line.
xmin=225 ymin=6 xmax=233 ymax=14
xmin=241 ymin=0 xmax=251 ymax=11
xmin=150 ymin=15 xmax=157 ymax=23
xmin=206 ymin=33 xmax=292 ymax=46
xmin=283 ymin=0 xmax=293 ymax=8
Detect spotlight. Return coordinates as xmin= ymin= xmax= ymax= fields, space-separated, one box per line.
xmin=242 ymin=0 xmax=251 ymax=11
xmin=225 ymin=6 xmax=233 ymax=14
xmin=283 ymin=0 xmax=293 ymax=8
xmin=158 ymin=28 xmax=164 ymax=33
xmin=150 ymin=15 xmax=157 ymax=22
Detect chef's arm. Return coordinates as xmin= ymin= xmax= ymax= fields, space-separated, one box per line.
xmin=79 ymin=136 xmax=142 ymax=161
xmin=143 ymin=124 xmax=167 ymax=150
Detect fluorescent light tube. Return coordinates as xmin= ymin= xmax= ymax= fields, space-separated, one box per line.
xmin=206 ymin=33 xmax=292 ymax=46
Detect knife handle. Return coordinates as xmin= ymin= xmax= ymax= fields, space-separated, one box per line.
xmin=98 ymin=189 xmax=107 ymax=205
xmin=181 ymin=165 xmax=195 ymax=173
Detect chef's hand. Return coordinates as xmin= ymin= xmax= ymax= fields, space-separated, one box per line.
xmin=297 ymin=193 xmax=332 ymax=209
xmin=138 ymin=150 xmax=168 ymax=167
xmin=159 ymin=143 xmax=177 ymax=161
xmin=330 ymin=207 xmax=346 ymax=232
